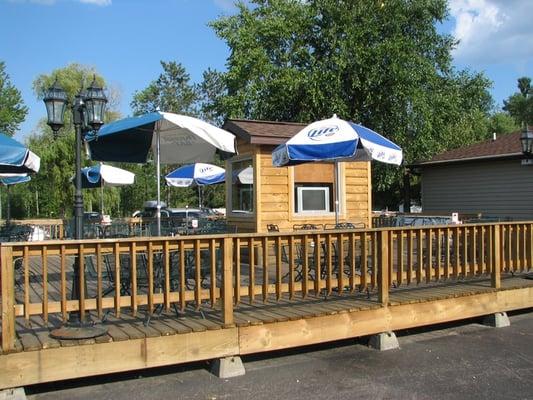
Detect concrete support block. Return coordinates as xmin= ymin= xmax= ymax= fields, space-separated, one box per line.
xmin=483 ymin=312 xmax=510 ymax=328
xmin=210 ymin=356 xmax=245 ymax=379
xmin=368 ymin=331 xmax=400 ymax=351
xmin=0 ymin=388 xmax=26 ymax=400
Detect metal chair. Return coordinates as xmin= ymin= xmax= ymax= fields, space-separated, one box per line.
xmin=293 ymin=223 xmax=323 ymax=231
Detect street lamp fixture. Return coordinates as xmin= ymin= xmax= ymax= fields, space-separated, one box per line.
xmin=42 ymin=78 xmax=68 ymax=136
xmin=43 ymin=75 xmax=108 ymax=339
xmin=520 ymin=129 xmax=533 ymax=156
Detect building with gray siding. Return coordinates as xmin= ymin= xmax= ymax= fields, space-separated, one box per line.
xmin=415 ymin=131 xmax=533 ymax=220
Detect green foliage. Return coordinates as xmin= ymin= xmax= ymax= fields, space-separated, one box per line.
xmin=503 ymin=77 xmax=533 ymax=128
xmin=131 ymin=61 xmax=198 ymax=116
xmin=209 ymin=0 xmax=494 ymax=208
xmin=13 ymin=64 xmax=122 ymax=219
xmin=488 ymin=112 xmax=519 ymax=135
xmin=0 ymin=61 xmax=28 ymax=136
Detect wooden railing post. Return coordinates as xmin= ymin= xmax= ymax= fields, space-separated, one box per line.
xmin=378 ymin=230 xmax=390 ymax=306
xmin=59 ymin=221 xmax=64 ymax=239
xmin=222 ymin=237 xmax=234 ymax=327
xmin=1 ymin=245 xmax=15 ymax=352
xmin=492 ymin=225 xmax=501 ymax=289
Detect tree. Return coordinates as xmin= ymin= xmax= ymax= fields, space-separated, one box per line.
xmin=487 ymin=112 xmax=519 ymax=136
xmin=209 ymin=0 xmax=493 ymax=207
xmin=0 ymin=61 xmax=28 ymax=136
xmin=131 ymin=61 xmax=198 ymax=116
xmin=503 ymin=77 xmax=533 ymax=129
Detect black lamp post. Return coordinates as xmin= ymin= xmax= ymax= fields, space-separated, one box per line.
xmin=43 ymin=76 xmax=108 ymax=339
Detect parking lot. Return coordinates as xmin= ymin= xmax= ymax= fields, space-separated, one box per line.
xmin=25 ymin=309 xmax=533 ymax=400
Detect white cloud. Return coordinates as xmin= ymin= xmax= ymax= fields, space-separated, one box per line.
xmin=450 ymin=0 xmax=533 ymax=64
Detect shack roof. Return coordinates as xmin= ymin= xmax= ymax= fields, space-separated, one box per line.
xmin=223 ymin=119 xmax=306 ymax=145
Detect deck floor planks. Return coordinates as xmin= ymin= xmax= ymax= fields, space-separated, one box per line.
xmin=173 ymin=317 xmax=209 ymax=333
xmin=155 ymin=315 xmax=194 ymax=335
xmin=245 ymin=304 xmax=292 ymax=323
xmin=145 ymin=319 xmax=177 ymax=336
xmin=18 ymin=331 xmax=41 ymax=352
xmin=34 ymin=329 xmax=61 ymax=349
xmin=7 ymin=274 xmax=533 ymax=353
xmin=105 ymin=323 xmax=132 ymax=342
xmin=120 ymin=314 xmax=161 ymax=339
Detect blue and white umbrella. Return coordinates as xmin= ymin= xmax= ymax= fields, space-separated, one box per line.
xmin=81 ymin=164 xmax=135 ymax=189
xmin=165 ymin=163 xmax=225 ymax=208
xmin=165 ymin=163 xmax=225 ymax=188
xmin=272 ymin=115 xmax=403 ymax=223
xmin=0 ymin=132 xmax=40 ymax=174
xmin=87 ymin=111 xmax=236 ymax=235
xmin=0 ymin=175 xmax=31 ymax=186
xmin=272 ymin=115 xmax=402 ymax=167
xmin=79 ymin=164 xmax=135 ymax=213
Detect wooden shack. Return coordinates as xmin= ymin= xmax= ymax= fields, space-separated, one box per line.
xmin=222 ymin=119 xmax=372 ymax=232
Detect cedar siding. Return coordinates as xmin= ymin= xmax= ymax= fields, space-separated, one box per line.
xmin=224 ymin=119 xmax=372 ymax=232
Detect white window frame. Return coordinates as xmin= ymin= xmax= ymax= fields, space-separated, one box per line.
xmin=296 ymin=186 xmax=331 ymax=214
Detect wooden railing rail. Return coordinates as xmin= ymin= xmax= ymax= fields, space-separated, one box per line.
xmin=2 ymin=218 xmax=65 ymax=240
xmin=1 ymin=222 xmax=532 ymax=352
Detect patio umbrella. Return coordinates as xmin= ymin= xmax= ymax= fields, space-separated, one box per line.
xmin=0 ymin=132 xmax=40 ymax=174
xmin=0 ymin=175 xmax=31 ymax=222
xmin=165 ymin=163 xmax=225 ymax=207
xmin=233 ymin=166 xmax=253 ymax=184
xmin=79 ymin=164 xmax=135 ymax=213
xmin=272 ymin=115 xmax=403 ymax=223
xmin=86 ymin=111 xmax=236 ymax=234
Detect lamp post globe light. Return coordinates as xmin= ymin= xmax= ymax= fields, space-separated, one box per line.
xmin=43 ymin=75 xmax=108 ymax=339
xmin=520 ymin=129 xmax=533 ymax=157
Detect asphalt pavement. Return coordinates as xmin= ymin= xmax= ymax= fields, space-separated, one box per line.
xmin=26 ymin=309 xmax=533 ymax=400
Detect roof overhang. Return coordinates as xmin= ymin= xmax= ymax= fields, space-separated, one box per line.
xmin=414 ymin=152 xmax=523 ymax=168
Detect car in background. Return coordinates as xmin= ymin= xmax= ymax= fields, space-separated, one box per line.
xmin=133 ymin=201 xmax=211 ymax=231
xmin=83 ymin=211 xmax=102 ymax=223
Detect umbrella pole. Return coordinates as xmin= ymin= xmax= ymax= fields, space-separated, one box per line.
xmin=156 ymin=130 xmax=162 ymax=236
xmin=198 ymin=186 xmax=202 ymax=208
xmin=6 ymin=185 xmax=10 ymax=224
xmin=334 ymin=161 xmax=339 ymax=225
xmin=100 ymin=184 xmax=104 ymax=214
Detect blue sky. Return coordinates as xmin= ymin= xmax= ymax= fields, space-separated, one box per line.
xmin=1 ymin=0 xmax=532 ymax=141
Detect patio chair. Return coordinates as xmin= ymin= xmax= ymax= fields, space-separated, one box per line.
xmin=293 ymin=223 xmax=323 ymax=231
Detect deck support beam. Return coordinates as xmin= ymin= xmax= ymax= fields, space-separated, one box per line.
xmin=368 ymin=331 xmax=399 ymax=351
xmin=0 ymin=387 xmax=26 ymax=400
xmin=210 ymin=356 xmax=245 ymax=379
xmin=483 ymin=312 xmax=510 ymax=328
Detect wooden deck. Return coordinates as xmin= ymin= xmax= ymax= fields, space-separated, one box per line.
xmin=2 ymin=223 xmax=533 ymax=389
xmin=6 ymin=274 xmax=533 ymax=354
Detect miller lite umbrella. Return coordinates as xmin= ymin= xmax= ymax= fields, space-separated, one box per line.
xmin=165 ymin=163 xmax=225 ymax=207
xmin=272 ymin=115 xmax=402 ymax=223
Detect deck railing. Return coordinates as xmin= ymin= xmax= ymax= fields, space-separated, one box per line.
xmin=2 ymin=222 xmax=532 ymax=352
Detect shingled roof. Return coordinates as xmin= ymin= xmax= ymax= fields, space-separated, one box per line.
xmin=416 ymin=131 xmax=524 ymax=166
xmin=223 ymin=119 xmax=307 ymax=145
